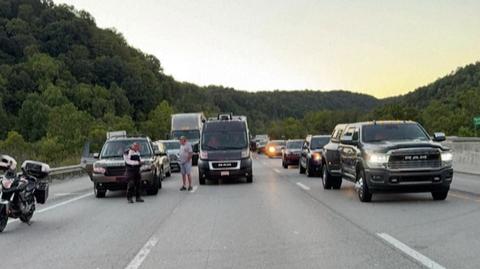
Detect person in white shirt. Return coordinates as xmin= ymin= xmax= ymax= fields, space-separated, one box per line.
xmin=124 ymin=143 xmax=144 ymax=203
xmin=179 ymin=136 xmax=193 ymax=191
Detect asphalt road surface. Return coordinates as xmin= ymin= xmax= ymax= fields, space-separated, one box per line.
xmin=2 ymin=155 xmax=480 ymax=269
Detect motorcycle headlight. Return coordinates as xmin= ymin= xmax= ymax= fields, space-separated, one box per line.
xmin=366 ymin=152 xmax=388 ymax=168
xmin=441 ymin=152 xmax=453 ymax=167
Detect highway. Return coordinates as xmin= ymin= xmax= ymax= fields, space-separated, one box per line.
xmin=2 ymin=155 xmax=480 ymax=269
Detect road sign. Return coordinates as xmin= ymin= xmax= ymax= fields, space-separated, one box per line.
xmin=474 ymin=117 xmax=480 ymax=126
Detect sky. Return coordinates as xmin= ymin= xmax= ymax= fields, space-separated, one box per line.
xmin=54 ymin=0 xmax=480 ymax=98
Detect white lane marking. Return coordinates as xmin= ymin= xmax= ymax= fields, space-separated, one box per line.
xmin=377 ymin=233 xmax=445 ymax=269
xmin=9 ymin=192 xmax=93 ymax=224
xmin=190 ymin=186 xmax=198 ymax=193
xmin=296 ymin=182 xmax=311 ymax=191
xmin=125 ymin=235 xmax=159 ymax=269
xmin=37 ymin=193 xmax=93 ymax=213
xmin=273 ymin=168 xmax=281 ymax=174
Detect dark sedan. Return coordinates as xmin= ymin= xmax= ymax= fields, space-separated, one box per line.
xmin=282 ymin=139 xmax=303 ymax=168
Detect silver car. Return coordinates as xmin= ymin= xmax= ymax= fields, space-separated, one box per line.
xmin=158 ymin=140 xmax=181 ymax=172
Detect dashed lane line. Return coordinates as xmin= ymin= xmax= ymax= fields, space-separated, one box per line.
xmin=377 ymin=233 xmax=445 ymax=269
xmin=296 ymin=182 xmax=311 ymax=191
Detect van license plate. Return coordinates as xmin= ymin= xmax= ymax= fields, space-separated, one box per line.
xmin=221 ymin=171 xmax=230 ymax=176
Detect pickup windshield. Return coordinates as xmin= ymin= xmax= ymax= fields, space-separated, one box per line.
xmin=362 ymin=123 xmax=430 ymax=143
xmin=202 ymin=131 xmax=248 ymax=151
xmin=100 ymin=140 xmax=152 ymax=158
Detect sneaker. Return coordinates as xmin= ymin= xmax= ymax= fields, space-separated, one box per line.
xmin=180 ymin=186 xmax=187 ymax=191
xmin=188 ymin=186 xmax=193 ymax=191
xmin=128 ymin=198 xmax=134 ymax=203
xmin=136 ymin=197 xmax=144 ymax=203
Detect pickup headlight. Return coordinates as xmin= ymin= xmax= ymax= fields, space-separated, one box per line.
xmin=441 ymin=152 xmax=453 ymax=167
xmin=241 ymin=149 xmax=250 ymax=158
xmin=366 ymin=152 xmax=388 ymax=168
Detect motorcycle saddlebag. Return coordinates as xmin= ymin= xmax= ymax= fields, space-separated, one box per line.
xmin=21 ymin=160 xmax=50 ymax=179
xmin=35 ymin=181 xmax=49 ymax=204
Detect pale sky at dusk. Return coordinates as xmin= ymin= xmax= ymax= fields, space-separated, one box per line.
xmin=55 ymin=0 xmax=480 ymax=98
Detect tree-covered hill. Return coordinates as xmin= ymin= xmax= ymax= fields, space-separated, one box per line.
xmin=0 ymin=0 xmax=478 ymax=166
xmin=0 ymin=0 xmax=381 ymax=164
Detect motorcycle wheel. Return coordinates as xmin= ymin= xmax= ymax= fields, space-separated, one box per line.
xmin=20 ymin=204 xmax=35 ymax=224
xmin=0 ymin=213 xmax=7 ymax=232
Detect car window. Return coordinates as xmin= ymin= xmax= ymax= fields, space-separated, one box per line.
xmin=101 ymin=140 xmax=152 ymax=158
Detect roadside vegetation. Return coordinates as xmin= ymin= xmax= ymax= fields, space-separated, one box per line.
xmin=0 ymin=0 xmax=479 ymax=166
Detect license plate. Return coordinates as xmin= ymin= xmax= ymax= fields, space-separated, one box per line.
xmin=221 ymin=171 xmax=230 ymax=176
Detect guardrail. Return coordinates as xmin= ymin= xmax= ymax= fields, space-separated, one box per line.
xmin=49 ymin=164 xmax=85 ymax=180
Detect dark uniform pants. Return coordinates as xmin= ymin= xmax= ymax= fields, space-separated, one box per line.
xmin=126 ymin=168 xmax=142 ymax=199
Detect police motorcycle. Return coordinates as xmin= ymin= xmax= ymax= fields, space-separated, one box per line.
xmin=0 ymin=155 xmax=50 ymax=233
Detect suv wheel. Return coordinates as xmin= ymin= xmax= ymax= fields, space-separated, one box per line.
xmin=299 ymin=161 xmax=306 ymax=174
xmin=305 ymin=160 xmax=315 ymax=177
xmin=282 ymin=159 xmax=288 ymax=169
xmin=332 ymin=176 xmax=342 ymax=190
xmin=322 ymin=165 xmax=332 ymax=189
xmin=246 ymin=175 xmax=253 ymax=183
xmin=432 ymin=189 xmax=449 ymax=200
xmin=166 ymin=168 xmax=171 ymax=178
xmin=147 ymin=177 xmax=159 ymax=195
xmin=94 ymin=185 xmax=106 ymax=198
xmin=356 ymin=169 xmax=372 ymax=202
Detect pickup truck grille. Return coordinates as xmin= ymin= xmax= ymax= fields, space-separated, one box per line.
xmin=388 ymin=149 xmax=441 ymax=170
xmin=105 ymin=167 xmax=126 ymax=176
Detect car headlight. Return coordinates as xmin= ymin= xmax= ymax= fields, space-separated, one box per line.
xmin=93 ymin=164 xmax=106 ymax=174
xmin=141 ymin=164 xmax=153 ymax=172
xmin=200 ymin=151 xmax=208 ymax=159
xmin=441 ymin=152 xmax=453 ymax=166
xmin=366 ymin=152 xmax=388 ymax=168
xmin=241 ymin=149 xmax=250 ymax=158
xmin=312 ymin=152 xmax=322 ymax=162
xmin=268 ymin=146 xmax=275 ymax=153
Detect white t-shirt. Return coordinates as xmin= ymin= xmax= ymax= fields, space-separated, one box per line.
xmin=179 ymin=142 xmax=193 ymax=164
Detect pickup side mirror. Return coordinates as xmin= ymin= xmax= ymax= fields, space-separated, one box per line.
xmin=433 ymin=132 xmax=446 ymax=142
xmin=93 ymin=153 xmax=100 ymax=159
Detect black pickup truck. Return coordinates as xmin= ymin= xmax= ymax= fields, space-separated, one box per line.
xmin=338 ymin=121 xmax=453 ymax=202
xmin=322 ymin=124 xmax=348 ymax=189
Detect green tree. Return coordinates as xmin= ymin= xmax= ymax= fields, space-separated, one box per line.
xmin=17 ymin=93 xmax=51 ymax=141
xmin=140 ymin=100 xmax=173 ymax=140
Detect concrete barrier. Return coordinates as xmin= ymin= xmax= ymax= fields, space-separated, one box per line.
xmin=443 ymin=137 xmax=480 ymax=175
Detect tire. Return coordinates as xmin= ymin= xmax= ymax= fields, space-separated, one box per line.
xmin=306 ymin=161 xmax=314 ymax=178
xmin=332 ymin=176 xmax=342 ymax=190
xmin=147 ymin=177 xmax=159 ymax=195
xmin=356 ymin=169 xmax=372 ymax=202
xmin=322 ymin=165 xmax=332 ymax=189
xmin=20 ymin=203 xmax=35 ymax=223
xmin=432 ymin=189 xmax=449 ymax=200
xmin=199 ymin=170 xmax=206 ymax=185
xmin=246 ymin=175 xmax=253 ymax=183
xmin=0 ymin=210 xmax=8 ymax=233
xmin=166 ymin=168 xmax=171 ymax=178
xmin=94 ymin=185 xmax=106 ymax=198
xmin=282 ymin=160 xmax=288 ymax=169
xmin=299 ymin=161 xmax=306 ymax=174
